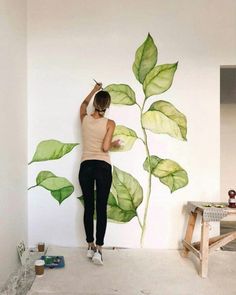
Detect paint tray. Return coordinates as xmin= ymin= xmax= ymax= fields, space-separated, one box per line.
xmin=40 ymin=255 xmax=65 ymax=268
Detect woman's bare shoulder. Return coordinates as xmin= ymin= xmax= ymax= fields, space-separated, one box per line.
xmin=107 ymin=119 xmax=115 ymax=127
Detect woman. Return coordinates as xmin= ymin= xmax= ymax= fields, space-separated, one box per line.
xmin=79 ymin=82 xmax=119 ymax=265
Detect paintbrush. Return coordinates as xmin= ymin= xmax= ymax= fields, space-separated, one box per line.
xmin=93 ymin=79 xmax=103 ymax=90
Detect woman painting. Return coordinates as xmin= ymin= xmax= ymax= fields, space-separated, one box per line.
xmin=78 ymin=82 xmax=119 ymax=265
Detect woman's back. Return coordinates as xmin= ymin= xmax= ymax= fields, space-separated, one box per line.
xmin=81 ymin=114 xmax=110 ymax=164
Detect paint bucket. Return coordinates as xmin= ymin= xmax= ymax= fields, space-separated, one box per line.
xmin=38 ymin=242 xmax=45 ymax=252
xmin=35 ymin=260 xmax=45 ymax=276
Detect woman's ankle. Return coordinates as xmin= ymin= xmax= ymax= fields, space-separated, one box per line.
xmin=96 ymin=245 xmax=102 ymax=252
xmin=88 ymin=242 xmax=96 ymax=250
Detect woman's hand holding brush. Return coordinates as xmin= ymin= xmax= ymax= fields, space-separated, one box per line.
xmin=93 ymin=79 xmax=103 ymax=92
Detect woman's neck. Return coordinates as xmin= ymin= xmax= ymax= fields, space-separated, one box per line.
xmin=91 ymin=110 xmax=103 ymax=119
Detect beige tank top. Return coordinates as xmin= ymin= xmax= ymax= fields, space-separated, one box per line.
xmin=81 ymin=114 xmax=111 ymax=164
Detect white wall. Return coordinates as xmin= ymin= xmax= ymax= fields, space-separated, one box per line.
xmin=0 ymin=0 xmax=27 ymax=287
xmin=28 ymin=0 xmax=236 ymax=249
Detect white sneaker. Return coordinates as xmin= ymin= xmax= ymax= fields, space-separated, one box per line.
xmin=87 ymin=247 xmax=95 ymax=259
xmin=92 ymin=250 xmax=103 ymax=265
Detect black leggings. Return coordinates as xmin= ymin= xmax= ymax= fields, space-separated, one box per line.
xmin=79 ymin=160 xmax=112 ymax=246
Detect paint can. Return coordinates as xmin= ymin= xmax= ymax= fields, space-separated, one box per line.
xmin=38 ymin=242 xmax=45 ymax=252
xmin=35 ymin=260 xmax=45 ymax=276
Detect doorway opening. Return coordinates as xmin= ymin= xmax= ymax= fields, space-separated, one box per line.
xmin=220 ymin=65 xmax=236 ymax=201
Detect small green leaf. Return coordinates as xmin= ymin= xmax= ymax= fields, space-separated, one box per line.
xmin=143 ymin=155 xmax=162 ymax=173
xmin=143 ymin=156 xmax=188 ymax=192
xmin=36 ymin=171 xmax=55 ymax=184
xmin=143 ymin=63 xmax=178 ymax=98
xmin=31 ymin=170 xmax=74 ymax=204
xmin=132 ymin=33 xmax=158 ymax=84
xmin=142 ymin=100 xmax=187 ymax=140
xmin=29 ymin=139 xmax=79 ymax=164
xmin=111 ymin=125 xmax=138 ymax=152
xmin=104 ymin=84 xmax=136 ymax=105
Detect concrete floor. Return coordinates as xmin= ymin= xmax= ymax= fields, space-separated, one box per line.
xmin=27 ymin=245 xmax=236 ymax=295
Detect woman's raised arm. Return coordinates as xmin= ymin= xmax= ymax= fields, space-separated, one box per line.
xmin=80 ymin=83 xmax=102 ymax=122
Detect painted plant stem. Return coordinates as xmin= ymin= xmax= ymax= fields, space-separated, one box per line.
xmin=136 ymin=212 xmax=143 ymax=229
xmin=140 ymin=101 xmax=152 ymax=247
xmin=28 ymin=184 xmax=37 ymax=190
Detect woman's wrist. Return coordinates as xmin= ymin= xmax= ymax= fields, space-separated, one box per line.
xmin=91 ymin=88 xmax=97 ymax=94
xmin=92 ymin=82 xmax=102 ymax=93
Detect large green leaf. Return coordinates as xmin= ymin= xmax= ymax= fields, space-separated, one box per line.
xmin=30 ymin=171 xmax=74 ymax=204
xmin=142 ymin=100 xmax=187 ymax=140
xmin=104 ymin=84 xmax=136 ymax=105
xmin=77 ymin=166 xmax=143 ymax=223
xmin=112 ymin=166 xmax=143 ymax=211
xmin=132 ymin=33 xmax=157 ymax=84
xmin=110 ymin=125 xmax=138 ymax=152
xmin=143 ymin=156 xmax=188 ymax=192
xmin=143 ymin=63 xmax=178 ymax=98
xmin=29 ymin=139 xmax=79 ymax=164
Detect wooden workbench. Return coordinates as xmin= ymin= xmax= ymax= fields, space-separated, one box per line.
xmin=182 ymin=201 xmax=236 ymax=278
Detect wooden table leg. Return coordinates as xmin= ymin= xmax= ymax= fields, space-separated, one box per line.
xmin=182 ymin=212 xmax=197 ymax=257
xmin=199 ymin=220 xmax=209 ymax=278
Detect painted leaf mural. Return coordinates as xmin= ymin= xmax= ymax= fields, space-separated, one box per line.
xmin=104 ymin=84 xmax=136 ymax=105
xmin=107 ymin=34 xmax=188 ymax=245
xmin=110 ymin=125 xmax=138 ymax=152
xmin=142 ymin=100 xmax=187 ymax=140
xmin=29 ymin=139 xmax=79 ymax=164
xmin=143 ymin=156 xmax=188 ymax=192
xmin=132 ymin=33 xmax=158 ymax=84
xmin=28 ymin=33 xmax=188 ymax=247
xmin=29 ymin=171 xmax=74 ymax=204
xmin=143 ymin=63 xmax=178 ymax=98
